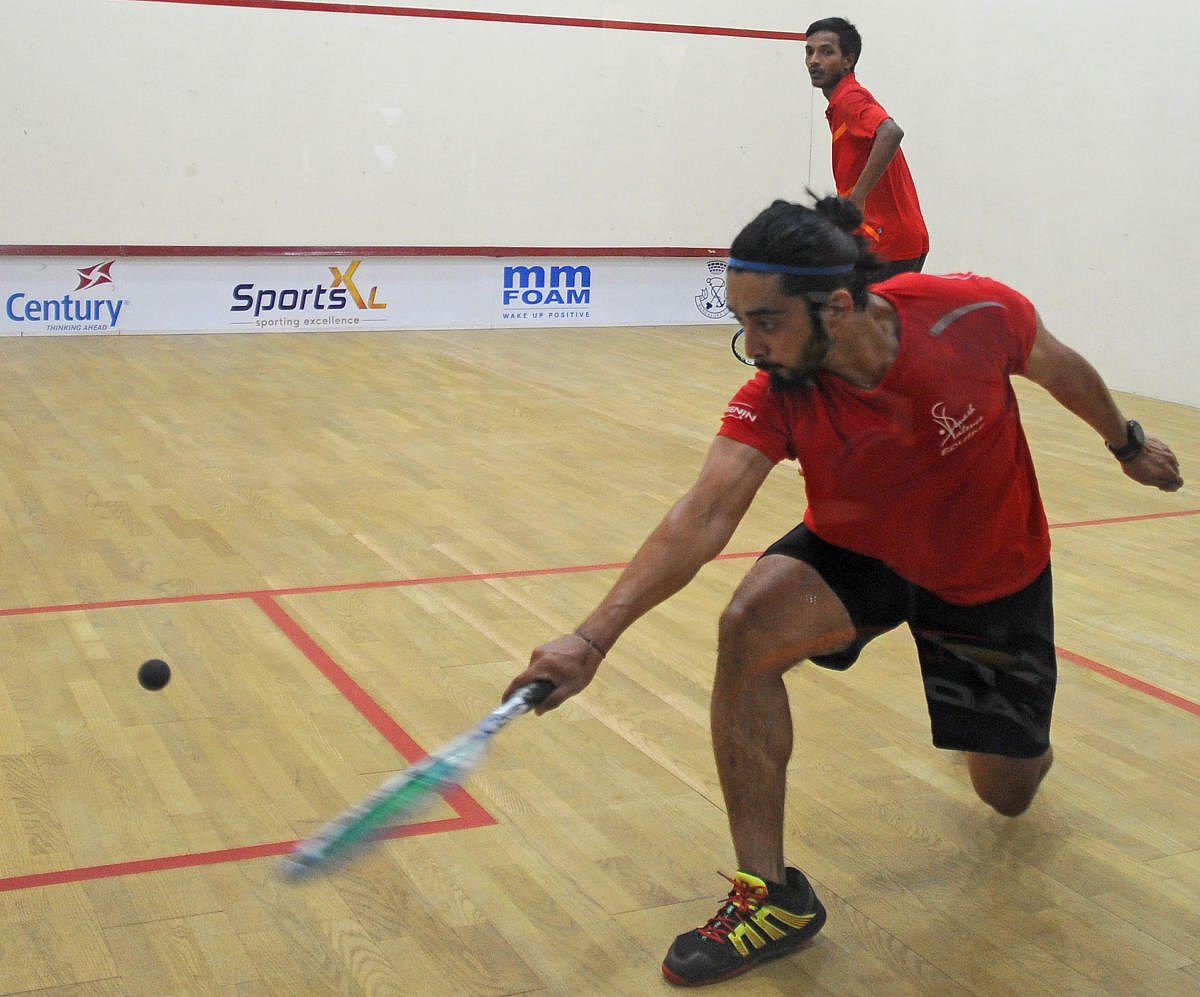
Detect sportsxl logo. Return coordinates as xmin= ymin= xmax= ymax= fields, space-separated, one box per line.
xmin=231 ymin=260 xmax=388 ymax=317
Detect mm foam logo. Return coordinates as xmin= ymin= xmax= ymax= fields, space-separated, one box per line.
xmin=501 ymin=263 xmax=592 ymax=322
xmin=5 ymin=260 xmax=126 ymax=332
xmin=230 ymin=259 xmax=388 ymax=329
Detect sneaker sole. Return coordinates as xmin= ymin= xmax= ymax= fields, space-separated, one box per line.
xmin=660 ymin=898 xmax=827 ymax=987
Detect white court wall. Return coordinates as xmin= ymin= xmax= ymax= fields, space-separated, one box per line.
xmin=3 ymin=0 xmax=808 ymax=247
xmin=2 ymin=1 xmax=1198 ymax=406
xmin=822 ymin=1 xmax=1200 ymax=409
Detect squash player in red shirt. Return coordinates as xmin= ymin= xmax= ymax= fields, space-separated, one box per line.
xmin=504 ymin=196 xmax=1182 ymax=986
xmin=806 ymin=16 xmax=929 ymax=278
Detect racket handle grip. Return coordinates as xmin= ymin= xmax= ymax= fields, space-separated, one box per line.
xmin=521 ymin=679 xmax=555 ymax=707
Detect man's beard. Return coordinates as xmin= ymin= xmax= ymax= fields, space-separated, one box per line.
xmin=767 ymin=366 xmax=816 ymax=391
xmin=763 ymin=322 xmax=830 ymax=392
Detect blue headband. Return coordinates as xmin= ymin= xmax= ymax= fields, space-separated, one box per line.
xmin=726 ymin=257 xmax=855 ymax=277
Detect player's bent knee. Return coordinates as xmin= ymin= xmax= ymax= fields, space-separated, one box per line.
xmin=970 ymin=774 xmax=1039 ymax=816
xmin=715 ymin=597 xmax=771 ymax=662
xmin=718 ymin=578 xmax=784 ymax=632
xmin=716 ymin=598 xmax=752 ymax=640
xmin=967 ymin=748 xmax=1053 ymax=818
xmin=979 ymin=787 xmax=1037 ymax=818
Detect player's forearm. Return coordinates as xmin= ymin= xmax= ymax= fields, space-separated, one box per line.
xmin=576 ymin=496 xmax=736 ymax=652
xmin=1036 ymin=346 xmax=1183 ymax=491
xmin=1038 ymin=346 xmax=1129 ymax=446
xmin=850 ymin=119 xmax=903 ymax=205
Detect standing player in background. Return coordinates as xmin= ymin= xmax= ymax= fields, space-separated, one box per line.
xmin=806 ymin=16 xmax=930 ymax=278
xmin=504 ymin=195 xmax=1182 ymax=986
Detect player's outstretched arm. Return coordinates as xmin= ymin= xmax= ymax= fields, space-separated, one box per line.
xmin=850 ymin=118 xmax=904 ymax=209
xmin=1023 ymin=314 xmax=1183 ymax=492
xmin=504 ymin=436 xmax=775 ymax=712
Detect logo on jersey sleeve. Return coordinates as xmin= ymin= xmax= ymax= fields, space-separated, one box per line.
xmin=724 ymin=403 xmax=758 ymax=423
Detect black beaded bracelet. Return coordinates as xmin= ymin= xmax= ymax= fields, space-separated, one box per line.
xmin=574 ymin=632 xmax=607 ymax=658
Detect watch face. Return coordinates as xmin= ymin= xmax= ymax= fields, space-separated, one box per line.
xmin=1108 ymin=421 xmax=1145 ymax=460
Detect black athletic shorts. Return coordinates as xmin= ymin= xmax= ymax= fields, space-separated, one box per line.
xmin=762 ymin=524 xmax=1056 ymax=758
xmin=873 ymin=253 xmax=927 ymax=281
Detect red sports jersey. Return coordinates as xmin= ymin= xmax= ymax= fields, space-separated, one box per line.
xmin=718 ymin=273 xmax=1049 ymax=605
xmin=826 ymin=73 xmax=929 ymax=262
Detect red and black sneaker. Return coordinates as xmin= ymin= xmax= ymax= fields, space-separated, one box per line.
xmin=661 ymin=868 xmax=826 ymax=986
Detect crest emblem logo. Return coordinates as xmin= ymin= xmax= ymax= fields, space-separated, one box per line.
xmin=695 ymin=260 xmax=730 ymax=320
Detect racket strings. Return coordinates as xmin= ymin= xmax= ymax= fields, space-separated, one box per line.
xmin=731 ymin=329 xmax=756 ymax=367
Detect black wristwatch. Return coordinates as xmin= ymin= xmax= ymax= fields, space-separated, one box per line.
xmin=1106 ymin=420 xmax=1145 ymax=462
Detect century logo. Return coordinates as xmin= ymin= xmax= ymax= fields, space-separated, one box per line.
xmin=5 ymin=260 xmax=125 ymax=331
xmin=76 ymin=261 xmax=116 ymax=291
xmin=231 ymin=260 xmax=388 ymax=318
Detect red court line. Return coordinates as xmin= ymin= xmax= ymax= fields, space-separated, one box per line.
xmin=0 ymin=841 xmax=291 ymax=893
xmin=1048 ymin=508 xmax=1198 ymax=529
xmin=0 ymin=814 xmax=482 ymax=894
xmin=0 ymin=596 xmax=497 ymax=894
xmin=1058 ymin=648 xmax=1200 ymax=717
xmin=252 ymin=593 xmax=431 ymax=763
xmin=0 ymin=245 xmax=726 ymax=258
xmin=0 ymin=559 xmax=634 ymax=618
xmin=2 ymin=506 xmax=1198 ymax=620
xmin=1 ymin=506 xmax=1196 ymax=892
xmin=15 ymin=642 xmax=1197 ymax=895
xmin=120 ymin=0 xmax=807 ymax=41
xmin=249 ymin=592 xmax=494 ymax=817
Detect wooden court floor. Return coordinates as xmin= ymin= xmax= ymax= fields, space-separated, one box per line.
xmin=0 ymin=325 xmax=1196 ymax=996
